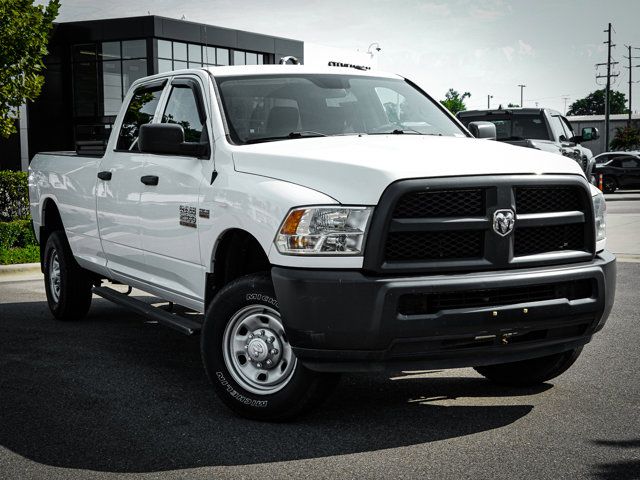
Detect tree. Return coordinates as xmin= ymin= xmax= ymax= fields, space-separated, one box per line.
xmin=440 ymin=89 xmax=471 ymax=114
xmin=610 ymin=126 xmax=640 ymax=151
xmin=507 ymin=103 xmax=520 ymax=108
xmin=0 ymin=0 xmax=60 ymax=138
xmin=567 ymin=89 xmax=628 ymax=116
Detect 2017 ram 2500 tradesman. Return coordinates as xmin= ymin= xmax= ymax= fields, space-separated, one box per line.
xmin=29 ymin=66 xmax=616 ymax=421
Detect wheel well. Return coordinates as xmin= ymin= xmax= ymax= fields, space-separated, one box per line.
xmin=206 ymin=229 xmax=271 ymax=308
xmin=39 ymin=199 xmax=64 ymax=269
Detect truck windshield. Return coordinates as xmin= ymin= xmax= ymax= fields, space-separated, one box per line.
xmin=459 ymin=112 xmax=551 ymax=141
xmin=214 ymin=74 xmax=467 ymax=144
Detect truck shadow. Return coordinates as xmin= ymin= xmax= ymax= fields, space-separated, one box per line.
xmin=0 ymin=298 xmax=547 ymax=473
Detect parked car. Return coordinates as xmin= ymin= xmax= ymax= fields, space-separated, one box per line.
xmin=28 ymin=65 xmax=615 ymax=421
xmin=457 ymin=108 xmax=599 ymax=179
xmin=594 ymin=151 xmax=640 ymax=193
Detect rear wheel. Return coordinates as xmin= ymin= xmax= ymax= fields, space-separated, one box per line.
xmin=201 ymin=273 xmax=339 ymax=421
xmin=43 ymin=231 xmax=93 ymax=321
xmin=474 ymin=347 xmax=583 ymax=387
xmin=603 ymin=176 xmax=617 ymax=194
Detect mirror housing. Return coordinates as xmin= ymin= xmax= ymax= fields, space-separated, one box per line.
xmin=139 ymin=123 xmax=209 ymax=158
xmin=468 ymin=121 xmax=497 ymax=140
xmin=571 ymin=127 xmax=600 ymax=144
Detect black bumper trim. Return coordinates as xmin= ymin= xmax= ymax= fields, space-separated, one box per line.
xmin=272 ymin=251 xmax=616 ymax=372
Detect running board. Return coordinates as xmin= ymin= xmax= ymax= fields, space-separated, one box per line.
xmin=93 ymin=286 xmax=202 ymax=335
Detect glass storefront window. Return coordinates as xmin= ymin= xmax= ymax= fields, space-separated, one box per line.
xmin=122 ymin=59 xmax=148 ymax=95
xmin=246 ymin=52 xmax=258 ymax=65
xmin=205 ymin=46 xmax=216 ymax=64
xmin=102 ymin=60 xmax=122 ymax=115
xmin=257 ymin=54 xmax=264 ymax=65
xmin=73 ymin=44 xmax=96 ymax=62
xmin=101 ymin=42 xmax=120 ymax=60
xmin=234 ymin=50 xmax=245 ymax=65
xmin=158 ymin=58 xmax=173 ymax=73
xmin=217 ymin=48 xmax=230 ymax=65
xmin=174 ymin=60 xmax=187 ymax=70
xmin=173 ymin=42 xmax=187 ymax=61
xmin=123 ymin=39 xmax=146 ymax=59
xmin=158 ymin=39 xmax=172 ymax=59
xmin=188 ymin=44 xmax=202 ymax=64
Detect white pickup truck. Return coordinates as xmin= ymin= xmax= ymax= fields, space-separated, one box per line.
xmin=29 ymin=65 xmax=616 ymax=421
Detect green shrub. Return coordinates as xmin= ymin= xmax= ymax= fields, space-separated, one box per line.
xmin=0 ymin=245 xmax=40 ymax=265
xmin=0 ymin=220 xmax=37 ymax=250
xmin=0 ymin=170 xmax=30 ymax=221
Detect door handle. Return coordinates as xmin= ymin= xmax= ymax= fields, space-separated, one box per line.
xmin=97 ymin=171 xmax=112 ymax=181
xmin=140 ymin=175 xmax=159 ymax=186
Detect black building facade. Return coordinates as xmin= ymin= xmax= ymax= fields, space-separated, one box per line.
xmin=0 ymin=15 xmax=304 ymax=170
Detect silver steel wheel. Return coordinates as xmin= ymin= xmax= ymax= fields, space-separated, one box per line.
xmin=48 ymin=251 xmax=61 ymax=303
xmin=222 ymin=304 xmax=297 ymax=395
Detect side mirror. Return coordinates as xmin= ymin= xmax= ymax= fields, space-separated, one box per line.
xmin=581 ymin=127 xmax=599 ymax=142
xmin=468 ymin=121 xmax=497 ymax=140
xmin=139 ymin=123 xmax=209 ymax=158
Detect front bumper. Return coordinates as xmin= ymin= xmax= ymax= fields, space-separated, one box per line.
xmin=272 ymin=251 xmax=616 ymax=372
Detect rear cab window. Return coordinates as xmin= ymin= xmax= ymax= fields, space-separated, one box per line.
xmin=116 ymin=83 xmax=165 ymax=150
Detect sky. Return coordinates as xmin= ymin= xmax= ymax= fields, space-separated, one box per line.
xmin=47 ymin=0 xmax=640 ymax=114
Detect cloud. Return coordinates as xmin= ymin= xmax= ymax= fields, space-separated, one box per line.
xmin=501 ymin=46 xmax=515 ymax=62
xmin=518 ymin=40 xmax=534 ymax=56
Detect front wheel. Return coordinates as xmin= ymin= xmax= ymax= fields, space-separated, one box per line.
xmin=201 ymin=273 xmax=339 ymax=421
xmin=474 ymin=347 xmax=583 ymax=387
xmin=43 ymin=230 xmax=93 ymax=321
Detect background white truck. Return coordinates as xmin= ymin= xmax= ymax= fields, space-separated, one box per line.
xmin=29 ymin=65 xmax=616 ymax=420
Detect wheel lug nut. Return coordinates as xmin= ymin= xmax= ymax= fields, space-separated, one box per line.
xmin=266 ymin=359 xmax=272 ymax=366
xmin=260 ymin=330 xmax=266 ymax=336
xmin=256 ymin=362 xmax=262 ymax=368
xmin=244 ymin=345 xmax=249 ymax=350
xmin=270 ymin=349 xmax=278 ymax=355
xmin=248 ymin=333 xmax=254 ymax=339
xmin=267 ymin=336 xmax=275 ymax=343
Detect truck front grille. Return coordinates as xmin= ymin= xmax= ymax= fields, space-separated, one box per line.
xmin=398 ymin=279 xmax=594 ymax=316
xmin=363 ymin=175 xmax=595 ymax=274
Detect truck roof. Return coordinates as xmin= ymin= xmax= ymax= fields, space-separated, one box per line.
xmin=203 ymin=64 xmax=402 ymax=79
xmin=459 ymin=107 xmax=561 ymax=117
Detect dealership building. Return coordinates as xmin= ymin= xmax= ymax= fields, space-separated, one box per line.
xmin=0 ymin=15 xmax=304 ymax=171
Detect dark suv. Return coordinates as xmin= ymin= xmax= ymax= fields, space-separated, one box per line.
xmin=457 ymin=108 xmax=599 ymax=178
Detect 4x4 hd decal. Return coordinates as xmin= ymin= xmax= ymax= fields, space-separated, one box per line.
xmin=179 ymin=205 xmax=197 ymax=228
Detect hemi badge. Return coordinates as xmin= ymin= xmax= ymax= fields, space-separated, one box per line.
xmin=199 ymin=209 xmax=210 ymax=219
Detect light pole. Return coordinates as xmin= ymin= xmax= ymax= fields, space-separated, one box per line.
xmin=517 ymin=84 xmax=526 ymax=107
xmin=366 ymin=42 xmax=382 ymax=58
xmin=487 ymin=94 xmax=493 ymax=109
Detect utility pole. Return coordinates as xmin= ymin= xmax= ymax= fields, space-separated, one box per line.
xmin=596 ymin=23 xmax=619 ymax=150
xmin=562 ymin=95 xmax=570 ymax=115
xmin=487 ymin=94 xmax=493 ymax=109
xmin=623 ymin=45 xmax=640 ymax=126
xmin=517 ymin=84 xmax=526 ymax=107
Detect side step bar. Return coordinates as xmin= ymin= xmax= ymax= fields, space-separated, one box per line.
xmin=93 ymin=286 xmax=202 ymax=336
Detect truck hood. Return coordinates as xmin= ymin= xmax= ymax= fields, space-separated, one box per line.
xmin=232 ymin=135 xmax=585 ymax=204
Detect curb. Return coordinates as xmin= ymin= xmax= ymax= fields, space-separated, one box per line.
xmin=616 ymin=254 xmax=640 ymax=263
xmin=0 ymin=263 xmax=41 ymax=276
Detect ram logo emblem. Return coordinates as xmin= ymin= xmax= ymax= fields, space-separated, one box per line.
xmin=493 ymin=209 xmax=515 ymax=237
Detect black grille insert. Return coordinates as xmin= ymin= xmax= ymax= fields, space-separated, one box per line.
xmin=393 ymin=188 xmax=485 ymax=218
xmin=514 ymin=224 xmax=585 ymax=256
xmin=398 ymin=279 xmax=594 ymax=316
xmin=385 ymin=230 xmax=483 ymax=261
xmin=515 ymin=186 xmax=582 ymax=214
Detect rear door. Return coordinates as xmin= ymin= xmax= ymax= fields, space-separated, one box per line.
xmin=138 ymin=75 xmax=211 ymax=303
xmin=96 ymin=79 xmax=167 ymax=279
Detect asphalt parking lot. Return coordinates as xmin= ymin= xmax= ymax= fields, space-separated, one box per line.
xmin=1 ymin=193 xmax=639 ymax=480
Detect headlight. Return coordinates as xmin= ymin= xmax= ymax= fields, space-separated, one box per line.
xmin=275 ymin=206 xmax=373 ymax=255
xmin=592 ymin=188 xmax=606 ymax=245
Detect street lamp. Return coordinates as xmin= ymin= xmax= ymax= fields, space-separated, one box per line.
xmin=366 ymin=42 xmax=382 ymax=58
xmin=487 ymin=94 xmax=493 ymax=109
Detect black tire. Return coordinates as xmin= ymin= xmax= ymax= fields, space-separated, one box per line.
xmin=43 ymin=230 xmax=93 ymax=321
xmin=201 ymin=273 xmax=339 ymax=421
xmin=603 ymin=176 xmax=617 ymax=194
xmin=474 ymin=347 xmax=583 ymax=387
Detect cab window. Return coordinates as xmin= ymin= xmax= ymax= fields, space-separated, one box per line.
xmin=116 ymin=84 xmax=164 ymax=150
xmin=161 ymin=84 xmax=206 ymax=143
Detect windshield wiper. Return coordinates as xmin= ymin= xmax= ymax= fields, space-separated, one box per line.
xmin=244 ymin=131 xmax=327 ymax=144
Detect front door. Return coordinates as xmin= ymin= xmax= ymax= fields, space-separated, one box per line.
xmin=138 ymin=76 xmax=211 ymax=303
xmin=97 ymin=80 xmax=166 ymax=280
